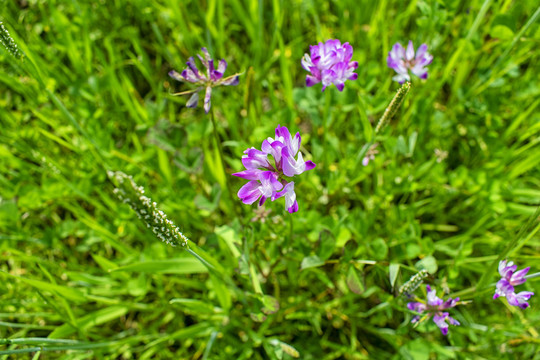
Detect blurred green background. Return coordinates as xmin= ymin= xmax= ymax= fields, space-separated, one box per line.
xmin=1 ymin=0 xmax=539 ymax=358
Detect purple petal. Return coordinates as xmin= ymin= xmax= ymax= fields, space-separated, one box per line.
xmin=448 ymin=316 xmax=460 ymax=326
xmin=407 ymin=302 xmax=427 ymax=313
xmin=203 ymin=86 xmax=212 ymax=114
xmin=207 ymin=58 xmax=215 ymax=78
xmin=242 ymin=148 xmax=270 ymax=169
xmin=186 ymin=92 xmax=199 ymax=108
xmin=415 ymin=44 xmax=428 ymax=59
xmin=186 ymin=57 xmax=203 ymax=80
xmin=306 ymin=75 xmax=320 ymax=87
xmin=221 ymin=75 xmax=239 ymax=86
xmin=232 ymin=169 xmax=263 ymax=180
xmin=406 ymin=40 xmax=415 ymax=61
xmin=426 ymin=286 xmax=443 ymax=307
xmin=433 ymin=314 xmax=449 ymax=335
xmin=510 ymin=267 xmax=530 ymax=285
xmin=304 ymin=160 xmax=316 ymax=171
xmin=393 ymin=73 xmax=410 ymax=84
xmin=217 ymin=59 xmax=227 ymax=73
xmin=410 ymin=64 xmax=429 ymax=80
xmin=272 ymin=181 xmax=298 ymax=213
xmin=362 ymin=156 xmax=370 ymax=166
xmin=389 ymin=42 xmax=405 ymax=61
xmin=169 ymin=70 xmax=184 ymax=82
xmin=238 ymin=181 xmax=261 ymax=205
xmin=181 ymin=69 xmax=200 ymax=83
xmin=287 ymin=199 xmax=298 ymax=213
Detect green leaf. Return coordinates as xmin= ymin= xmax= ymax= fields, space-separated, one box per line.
xmin=91 ymin=254 xmax=119 ymax=272
xmin=342 ymin=240 xmax=359 ymax=262
xmin=389 ymin=263 xmax=400 ymax=290
xmin=48 ymin=306 xmax=129 ymax=338
xmin=300 ymin=255 xmax=325 ymax=270
xmin=210 ymin=274 xmax=232 ymax=311
xmin=490 ymin=25 xmax=514 ymax=40
xmin=415 ymin=256 xmax=438 ymax=274
xmin=261 ymin=295 xmax=280 ymax=315
xmin=1 ymin=272 xmax=86 ymax=303
xmin=317 ymin=229 xmax=336 ymax=261
xmin=370 ymin=238 xmax=389 ymax=260
xmin=216 ymin=225 xmax=241 ymax=258
xmin=346 ymin=266 xmax=364 ymax=294
xmin=110 ymin=258 xmax=208 ymax=274
xmin=169 ymin=298 xmax=222 ymax=313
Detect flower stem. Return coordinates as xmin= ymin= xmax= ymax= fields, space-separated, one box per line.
xmin=209 ymin=108 xmax=238 ymax=217
xmin=289 ymin=212 xmax=294 ymax=247
xmin=374 ymin=81 xmax=411 ymax=133
xmin=249 ymin=262 xmax=263 ymax=295
xmin=322 ymin=90 xmax=332 ymax=171
xmin=525 ymin=272 xmax=540 ymax=280
xmin=356 ymin=82 xmax=411 ymax=165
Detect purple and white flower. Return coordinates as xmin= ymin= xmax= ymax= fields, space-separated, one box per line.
xmin=302 ymin=39 xmax=358 ymax=91
xmin=407 ymin=285 xmax=461 ymax=336
xmin=233 ymin=125 xmax=316 ymax=213
xmin=362 ymin=143 xmax=379 ymax=166
xmin=387 ymin=41 xmax=433 ymax=84
xmin=169 ymin=47 xmax=240 ymax=113
xmin=493 ymin=260 xmax=534 ymax=309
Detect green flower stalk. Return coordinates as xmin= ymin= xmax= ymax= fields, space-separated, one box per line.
xmin=356 ymin=82 xmax=411 ymax=166
xmin=0 ymin=22 xmax=23 ymax=59
xmin=399 ymin=269 xmax=429 ymax=297
xmin=375 ymin=81 xmax=411 ymax=133
xmin=108 ymin=171 xmax=189 ymax=247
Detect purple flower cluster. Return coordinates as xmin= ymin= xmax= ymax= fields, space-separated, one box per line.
xmin=233 ymin=125 xmax=316 ymax=213
xmin=169 ymin=47 xmax=240 ymax=113
xmin=493 ymin=260 xmax=534 ymax=309
xmin=302 ymin=39 xmax=358 ymax=91
xmin=387 ymin=41 xmax=433 ymax=84
xmin=407 ymin=285 xmax=461 ymax=335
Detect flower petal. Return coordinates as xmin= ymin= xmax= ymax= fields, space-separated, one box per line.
xmin=203 ymin=86 xmax=212 ymax=114
xmin=186 ymin=92 xmax=199 ymax=108
xmin=406 ymin=40 xmax=415 ymax=61
xmin=238 ymin=181 xmax=261 ymax=205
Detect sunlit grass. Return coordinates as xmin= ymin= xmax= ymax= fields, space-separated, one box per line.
xmin=1 ymin=0 xmax=539 ymax=358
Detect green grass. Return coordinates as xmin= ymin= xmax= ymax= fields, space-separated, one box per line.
xmin=1 ymin=0 xmax=540 ymax=358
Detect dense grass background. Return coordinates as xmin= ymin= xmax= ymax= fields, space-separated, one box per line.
xmin=1 ymin=0 xmax=540 ymax=358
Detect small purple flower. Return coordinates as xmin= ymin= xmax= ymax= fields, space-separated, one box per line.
xmin=233 ymin=125 xmax=316 ymax=213
xmin=362 ymin=143 xmax=379 ymax=166
xmin=407 ymin=285 xmax=461 ymax=335
xmin=493 ymin=260 xmax=534 ymax=309
xmin=169 ymin=47 xmax=240 ymax=113
xmin=301 ymin=39 xmax=358 ymax=91
xmin=387 ymin=41 xmax=433 ymax=84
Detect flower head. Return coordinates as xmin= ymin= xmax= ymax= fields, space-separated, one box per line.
xmin=233 ymin=125 xmax=316 ymax=213
xmin=169 ymin=47 xmax=240 ymax=113
xmin=362 ymin=143 xmax=379 ymax=166
xmin=407 ymin=285 xmax=461 ymax=335
xmin=493 ymin=260 xmax=534 ymax=309
xmin=387 ymin=41 xmax=433 ymax=84
xmin=302 ymin=39 xmax=358 ymax=91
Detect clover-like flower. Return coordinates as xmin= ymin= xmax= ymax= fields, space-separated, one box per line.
xmin=169 ymin=47 xmax=240 ymax=113
xmin=387 ymin=41 xmax=433 ymax=84
xmin=362 ymin=143 xmax=379 ymax=166
xmin=233 ymin=125 xmax=316 ymax=213
xmin=407 ymin=285 xmax=461 ymax=336
xmin=493 ymin=260 xmax=534 ymax=309
xmin=301 ymin=39 xmax=358 ymax=91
